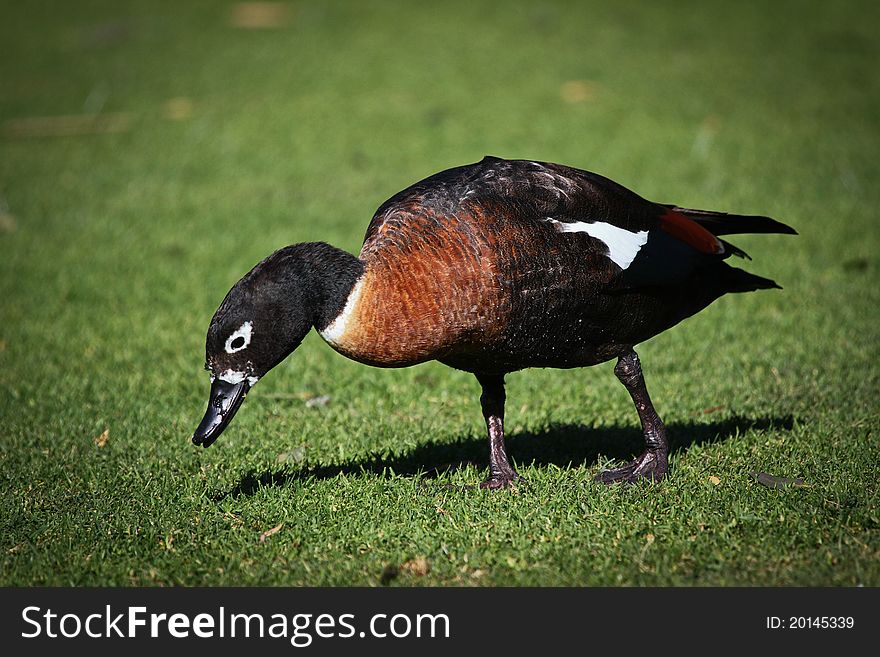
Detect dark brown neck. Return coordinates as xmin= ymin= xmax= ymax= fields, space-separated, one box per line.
xmin=289 ymin=242 xmax=364 ymax=332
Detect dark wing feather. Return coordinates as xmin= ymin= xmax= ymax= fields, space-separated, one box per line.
xmin=663 ymin=205 xmax=797 ymax=236
xmin=363 ymin=156 xmax=661 ymax=252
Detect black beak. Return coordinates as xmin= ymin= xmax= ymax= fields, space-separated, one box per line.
xmin=192 ymin=378 xmax=250 ymax=448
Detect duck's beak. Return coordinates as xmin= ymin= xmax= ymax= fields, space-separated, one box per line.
xmin=192 ymin=379 xmax=250 ymax=448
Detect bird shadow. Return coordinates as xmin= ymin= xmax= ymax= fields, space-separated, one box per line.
xmin=213 ymin=414 xmax=794 ymax=500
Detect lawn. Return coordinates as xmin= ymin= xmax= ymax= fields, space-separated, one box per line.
xmin=1 ymin=0 xmax=878 ymax=586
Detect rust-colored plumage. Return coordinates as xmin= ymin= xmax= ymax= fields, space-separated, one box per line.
xmin=659 ymin=209 xmax=724 ymax=255
xmin=331 ymin=204 xmax=508 ymax=367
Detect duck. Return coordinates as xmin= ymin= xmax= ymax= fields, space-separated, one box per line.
xmin=192 ymin=156 xmax=796 ymax=486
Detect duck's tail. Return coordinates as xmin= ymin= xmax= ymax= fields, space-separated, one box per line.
xmin=664 ymin=205 xmax=797 ymax=236
xmin=716 ymin=263 xmax=782 ymax=293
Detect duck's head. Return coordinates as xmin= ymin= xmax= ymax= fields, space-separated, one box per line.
xmin=191 ymin=242 xmax=364 ymax=448
xmin=191 ymin=254 xmax=313 ymax=448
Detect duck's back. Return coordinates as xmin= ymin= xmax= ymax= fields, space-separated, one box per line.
xmin=323 ymin=157 xmax=777 ymax=373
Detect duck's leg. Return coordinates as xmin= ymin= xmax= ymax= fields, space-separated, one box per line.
xmin=595 ymin=350 xmax=669 ymax=484
xmin=476 ymin=373 xmax=521 ymax=489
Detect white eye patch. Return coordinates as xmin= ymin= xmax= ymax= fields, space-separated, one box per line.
xmin=224 ymin=321 xmax=253 ymax=354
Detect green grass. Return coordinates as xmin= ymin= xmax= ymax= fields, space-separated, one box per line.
xmin=1 ymin=0 xmax=878 ymax=586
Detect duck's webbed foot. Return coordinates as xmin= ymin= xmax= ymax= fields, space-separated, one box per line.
xmin=480 ymin=467 xmax=522 ymax=490
xmin=595 ymin=350 xmax=669 ymax=486
xmin=595 ymin=448 xmax=667 ymax=484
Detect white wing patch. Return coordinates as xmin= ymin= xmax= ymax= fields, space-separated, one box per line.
xmin=547 ymin=218 xmax=648 ymax=270
xmin=319 ymin=277 xmax=364 ymax=346
xmin=225 ymin=321 xmax=253 ymax=354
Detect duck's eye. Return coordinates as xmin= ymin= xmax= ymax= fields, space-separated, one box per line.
xmin=224 ymin=321 xmax=253 ymax=354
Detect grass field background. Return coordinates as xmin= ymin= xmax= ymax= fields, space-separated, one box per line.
xmin=1 ymin=0 xmax=878 ymax=586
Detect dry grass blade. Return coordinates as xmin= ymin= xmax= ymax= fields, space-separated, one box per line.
xmin=229 ymin=2 xmax=291 ymax=28
xmin=163 ymin=98 xmax=194 ymax=121
xmin=259 ymin=523 xmax=283 ymax=543
xmin=94 ymin=429 xmax=109 ymax=448
xmin=560 ymin=80 xmax=598 ymax=103
xmin=401 ymin=556 xmax=430 ymax=576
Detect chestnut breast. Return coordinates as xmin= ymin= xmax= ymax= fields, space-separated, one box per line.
xmin=321 ymin=205 xmax=509 ymax=367
xmin=320 ymin=202 xmax=628 ymax=372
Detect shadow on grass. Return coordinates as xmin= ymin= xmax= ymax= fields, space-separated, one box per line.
xmin=213 ymin=415 xmax=794 ymax=500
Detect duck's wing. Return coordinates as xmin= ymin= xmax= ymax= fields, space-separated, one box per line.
xmin=477 ymin=159 xmax=794 ymax=291
xmin=361 ymin=158 xmax=499 ymax=255
xmin=362 ymin=157 xmax=791 ymax=290
xmin=361 ymin=156 xmax=656 ymax=254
